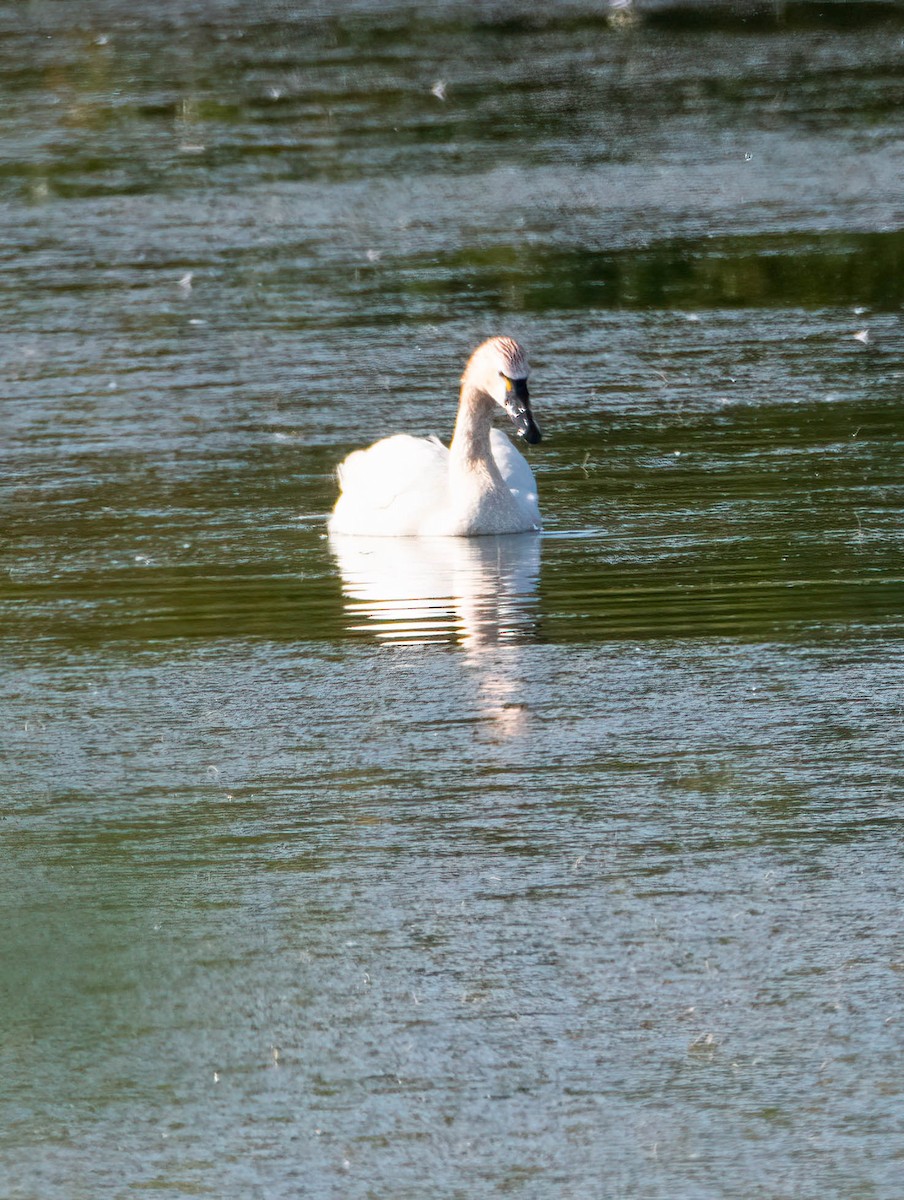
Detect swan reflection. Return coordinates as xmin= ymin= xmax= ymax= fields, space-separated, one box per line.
xmin=329 ymin=533 xmax=541 ymax=647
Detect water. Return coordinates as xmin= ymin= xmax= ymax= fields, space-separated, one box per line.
xmin=3 ymin=2 xmax=904 ymax=1196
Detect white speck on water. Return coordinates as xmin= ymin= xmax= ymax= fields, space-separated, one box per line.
xmin=365 ymin=248 xmax=381 ymax=262
xmin=744 ymin=152 xmax=752 ymax=161
xmin=188 ymin=318 xmax=206 ymax=325
xmin=178 ymin=271 xmax=193 ymax=294
xmin=431 ymin=80 xmax=446 ymax=101
xmin=607 ymin=0 xmax=638 ymax=23
xmin=267 ymin=86 xmax=283 ymax=100
xmin=853 ymin=329 xmax=870 ymax=344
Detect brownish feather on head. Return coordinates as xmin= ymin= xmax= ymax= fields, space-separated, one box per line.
xmin=463 ymin=336 xmax=529 ymax=383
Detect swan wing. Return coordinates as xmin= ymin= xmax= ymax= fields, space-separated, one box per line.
xmin=490 ymin=429 xmax=541 ymax=526
xmin=330 ymin=434 xmax=450 ymax=536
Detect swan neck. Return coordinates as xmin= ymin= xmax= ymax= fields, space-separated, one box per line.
xmin=450 ymin=383 xmax=494 ymax=466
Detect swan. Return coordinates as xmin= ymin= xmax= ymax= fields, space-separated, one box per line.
xmin=328 ymin=336 xmax=542 ymax=536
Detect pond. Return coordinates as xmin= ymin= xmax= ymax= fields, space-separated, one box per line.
xmin=2 ymin=2 xmax=903 ymax=1197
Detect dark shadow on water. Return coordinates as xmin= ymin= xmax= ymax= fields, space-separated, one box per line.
xmin=388 ymin=231 xmax=904 ymax=314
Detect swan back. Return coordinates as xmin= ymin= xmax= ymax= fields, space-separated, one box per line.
xmin=330 ymin=434 xmax=449 ymax=536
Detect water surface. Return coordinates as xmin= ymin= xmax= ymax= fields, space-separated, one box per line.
xmin=3 ymin=2 xmax=904 ymax=1197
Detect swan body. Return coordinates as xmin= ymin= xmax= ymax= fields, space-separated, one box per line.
xmin=328 ymin=336 xmax=543 ymax=537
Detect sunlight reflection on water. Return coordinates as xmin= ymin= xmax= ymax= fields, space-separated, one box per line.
xmin=330 ymin=532 xmax=541 ymax=647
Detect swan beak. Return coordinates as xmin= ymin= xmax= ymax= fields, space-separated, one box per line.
xmin=505 ymin=378 xmax=542 ymax=444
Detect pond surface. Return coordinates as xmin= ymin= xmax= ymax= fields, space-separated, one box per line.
xmin=2 ymin=2 xmax=904 ymax=1197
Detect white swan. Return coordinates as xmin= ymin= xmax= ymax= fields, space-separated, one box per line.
xmin=328 ymin=336 xmax=542 ymax=536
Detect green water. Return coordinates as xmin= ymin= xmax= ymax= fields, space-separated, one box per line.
xmin=3 ymin=2 xmax=904 ymax=1197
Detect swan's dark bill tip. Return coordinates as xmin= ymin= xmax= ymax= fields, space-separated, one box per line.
xmin=509 ymin=404 xmax=542 ymax=444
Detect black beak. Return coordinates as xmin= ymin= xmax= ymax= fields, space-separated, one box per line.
xmin=505 ymin=378 xmax=542 ymax=444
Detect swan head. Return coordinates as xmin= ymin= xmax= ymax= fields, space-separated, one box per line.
xmin=464 ymin=336 xmax=542 ymax=444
